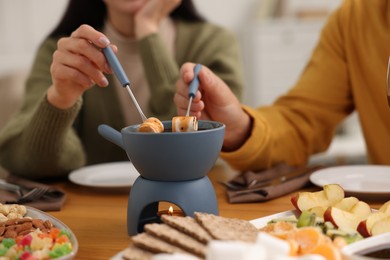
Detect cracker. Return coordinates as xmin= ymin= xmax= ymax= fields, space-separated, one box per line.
xmin=144 ymin=223 xmax=206 ymax=258
xmin=132 ymin=232 xmax=188 ymax=255
xmin=161 ymin=215 xmax=212 ymax=244
xmin=194 ymin=212 xmax=258 ymax=243
xmin=121 ymin=244 xmax=153 ymax=260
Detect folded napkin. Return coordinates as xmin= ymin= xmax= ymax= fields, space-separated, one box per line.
xmin=225 ymin=164 xmax=323 ymax=203
xmin=0 ymin=174 xmax=66 ymax=211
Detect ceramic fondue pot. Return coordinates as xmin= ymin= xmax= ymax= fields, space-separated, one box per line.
xmin=98 ymin=120 xmax=225 ymax=181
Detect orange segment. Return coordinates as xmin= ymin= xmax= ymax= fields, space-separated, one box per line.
xmin=289 ymin=227 xmax=324 ymax=255
xmin=260 ymin=221 xmax=296 ymax=239
xmin=287 ymin=239 xmax=300 ymax=256
xmin=261 ymin=222 xmax=343 ymax=260
xmin=310 ymin=242 xmax=342 ymax=260
xmin=332 ymin=236 xmax=348 ymax=249
xmin=289 ymin=227 xmax=342 ymax=260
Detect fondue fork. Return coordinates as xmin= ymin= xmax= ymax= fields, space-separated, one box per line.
xmin=186 ymin=64 xmax=202 ymax=116
xmin=103 ymin=47 xmax=148 ymax=122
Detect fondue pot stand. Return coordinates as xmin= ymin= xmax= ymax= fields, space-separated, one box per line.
xmin=98 ymin=120 xmax=225 ymax=235
xmin=128 ymin=176 xmax=218 ymax=235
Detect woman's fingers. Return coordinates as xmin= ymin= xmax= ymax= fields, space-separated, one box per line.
xmin=48 ymin=25 xmax=114 ymax=109
xmin=57 ymin=36 xmax=110 ymax=73
xmin=52 ymin=49 xmax=108 ymax=88
xmin=70 ymin=24 xmax=110 ymax=48
xmin=53 ymin=24 xmax=117 ymax=88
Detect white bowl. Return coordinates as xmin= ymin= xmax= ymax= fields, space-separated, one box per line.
xmin=342 ymin=233 xmax=390 ymax=260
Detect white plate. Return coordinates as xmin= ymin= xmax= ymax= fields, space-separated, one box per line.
xmin=342 ymin=233 xmax=390 ymax=259
xmin=26 ymin=206 xmax=78 ymax=259
xmin=249 ymin=210 xmax=299 ymax=228
xmin=310 ymin=165 xmax=390 ymax=195
xmin=68 ymin=161 xmax=140 ymax=188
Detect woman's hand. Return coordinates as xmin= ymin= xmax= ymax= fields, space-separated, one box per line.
xmin=48 ymin=24 xmax=115 ymax=109
xmin=174 ymin=63 xmax=252 ymax=151
xmin=134 ymin=0 xmax=181 ymax=39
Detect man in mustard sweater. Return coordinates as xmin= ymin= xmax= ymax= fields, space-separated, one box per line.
xmin=175 ymin=0 xmax=390 ymax=171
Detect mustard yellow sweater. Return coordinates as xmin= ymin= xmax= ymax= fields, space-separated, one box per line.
xmin=222 ymin=0 xmax=390 ymax=171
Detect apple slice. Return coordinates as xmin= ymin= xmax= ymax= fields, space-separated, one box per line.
xmin=357 ymin=211 xmax=388 ymax=238
xmin=379 ymin=200 xmax=390 ymax=215
xmin=324 ymin=206 xmax=369 ymax=232
xmin=371 ymin=216 xmax=390 ymax=236
xmin=323 ymin=184 xmax=345 ymax=202
xmin=291 ymin=184 xmax=344 ymax=212
xmin=349 ymin=201 xmax=372 ymax=217
xmin=307 ymin=197 xmax=362 ymax=218
xmin=307 ymin=206 xmax=327 ymax=218
xmin=333 ymin=197 xmax=359 ymax=212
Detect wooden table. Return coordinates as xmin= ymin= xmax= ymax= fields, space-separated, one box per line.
xmin=47 ymin=161 xmax=383 ymax=260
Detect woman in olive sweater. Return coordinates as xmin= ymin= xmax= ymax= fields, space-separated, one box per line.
xmin=0 ymin=0 xmax=244 ymax=178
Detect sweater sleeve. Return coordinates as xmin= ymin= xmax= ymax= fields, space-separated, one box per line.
xmin=0 ymin=39 xmax=86 ymax=179
xmin=221 ymin=3 xmax=354 ymax=171
xmin=137 ymin=33 xmax=180 ymax=120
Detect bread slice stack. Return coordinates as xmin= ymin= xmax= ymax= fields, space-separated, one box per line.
xmin=122 ymin=212 xmax=259 ymax=260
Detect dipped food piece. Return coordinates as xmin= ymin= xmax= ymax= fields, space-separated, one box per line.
xmin=172 ymin=116 xmax=198 ymax=132
xmin=138 ymin=117 xmax=164 ymax=133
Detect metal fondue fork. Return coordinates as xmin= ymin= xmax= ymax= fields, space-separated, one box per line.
xmin=186 ymin=64 xmax=202 ymax=116
xmin=103 ymin=47 xmax=148 ymax=122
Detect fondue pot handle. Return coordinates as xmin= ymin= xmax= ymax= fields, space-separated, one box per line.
xmin=98 ymin=124 xmax=124 ymax=149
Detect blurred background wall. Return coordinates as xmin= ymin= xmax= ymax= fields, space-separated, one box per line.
xmin=0 ymin=0 xmax=338 ymax=80
xmin=0 ymin=0 xmax=366 ymax=164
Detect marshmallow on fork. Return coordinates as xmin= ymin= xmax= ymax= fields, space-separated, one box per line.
xmin=138 ymin=117 xmax=164 ymax=133
xmin=172 ymin=116 xmax=198 ymax=132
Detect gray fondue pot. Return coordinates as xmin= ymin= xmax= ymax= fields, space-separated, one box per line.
xmin=98 ymin=120 xmax=225 ymax=181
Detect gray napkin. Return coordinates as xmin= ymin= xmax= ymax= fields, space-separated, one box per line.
xmin=225 ymin=164 xmax=323 ymax=203
xmin=0 ymin=168 xmax=66 ymax=211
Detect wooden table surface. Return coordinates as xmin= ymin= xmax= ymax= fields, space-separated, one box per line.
xmin=47 ymin=162 xmax=383 ymax=260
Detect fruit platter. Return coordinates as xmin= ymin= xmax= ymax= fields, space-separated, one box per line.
xmin=253 ymin=184 xmax=390 ymax=259
xmin=0 ymin=204 xmax=78 ymax=260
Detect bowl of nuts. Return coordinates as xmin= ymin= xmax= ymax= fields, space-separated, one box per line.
xmin=0 ymin=204 xmax=78 ymax=259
